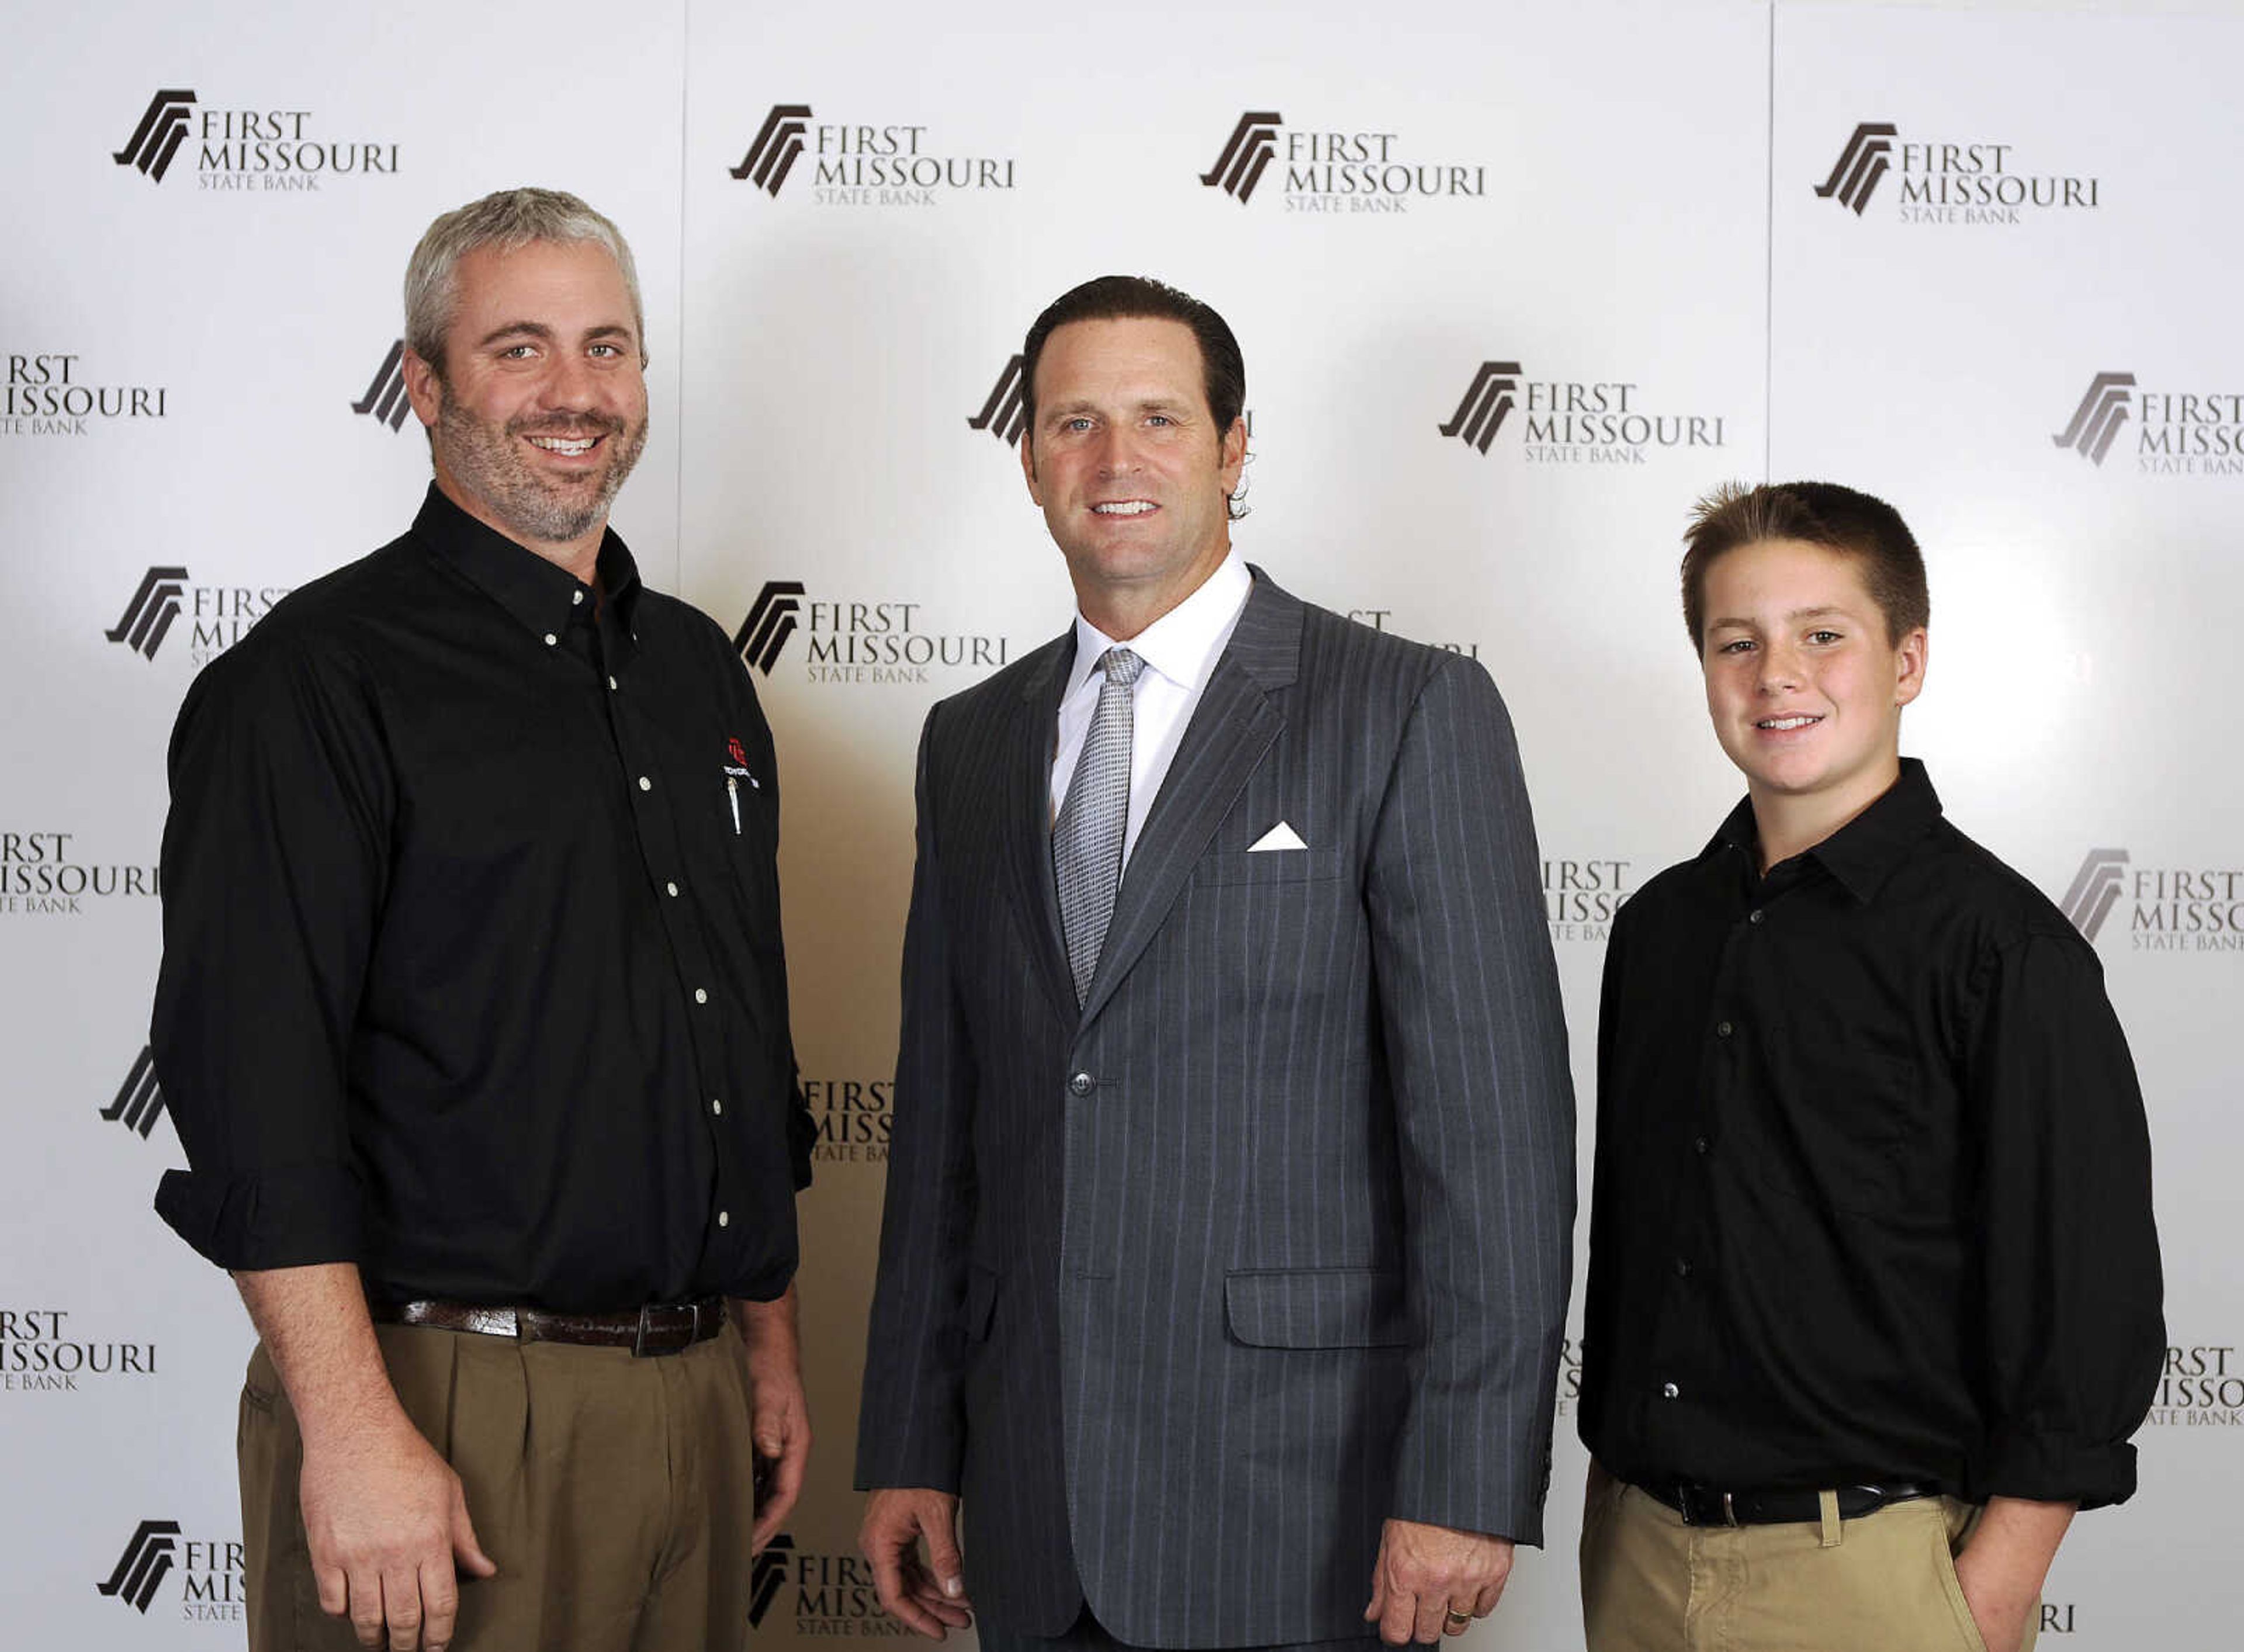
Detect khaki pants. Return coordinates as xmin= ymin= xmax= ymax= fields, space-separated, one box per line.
xmin=1580 ymin=1475 xmax=2039 ymax=1652
xmin=240 ymin=1320 xmax=763 ymax=1652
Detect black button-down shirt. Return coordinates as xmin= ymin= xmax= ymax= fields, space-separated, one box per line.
xmin=1580 ymin=761 xmax=2161 ymax=1507
xmin=153 ymin=487 xmax=811 ymax=1312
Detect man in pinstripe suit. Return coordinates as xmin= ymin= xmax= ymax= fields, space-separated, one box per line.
xmin=856 ymin=276 xmax=1574 ymax=1652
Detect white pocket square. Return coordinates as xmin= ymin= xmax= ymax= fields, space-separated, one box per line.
xmin=1247 ymin=821 xmax=1308 ymax=853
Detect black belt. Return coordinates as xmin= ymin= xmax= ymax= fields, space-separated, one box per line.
xmin=1641 ymin=1478 xmax=1940 ymax=1528
xmin=370 ymin=1296 xmax=727 ymax=1357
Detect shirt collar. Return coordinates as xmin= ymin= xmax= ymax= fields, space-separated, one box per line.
xmin=409 ymin=483 xmax=642 ymax=642
xmin=1063 ymin=550 xmax=1252 ymax=699
xmin=1703 ymin=758 xmax=1945 ymax=903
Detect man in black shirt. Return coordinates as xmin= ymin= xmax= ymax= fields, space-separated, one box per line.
xmin=1578 ymin=482 xmax=2162 ymax=1652
xmin=152 ymin=188 xmax=812 ymax=1652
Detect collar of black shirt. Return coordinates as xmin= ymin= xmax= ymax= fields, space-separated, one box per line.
xmin=408 ymin=483 xmax=643 ymax=643
xmin=1703 ymin=757 xmax=1945 ymax=905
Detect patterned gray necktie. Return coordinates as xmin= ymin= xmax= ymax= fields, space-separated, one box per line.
xmin=1054 ymin=646 xmax=1142 ymax=1007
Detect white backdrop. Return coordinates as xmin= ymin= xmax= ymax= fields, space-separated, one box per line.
xmin=4 ymin=1 xmax=2236 ymax=1646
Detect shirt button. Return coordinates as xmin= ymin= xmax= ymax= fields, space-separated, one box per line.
xmin=1694 ymin=1135 xmax=1710 ymax=1155
xmin=572 ymin=590 xmax=584 ymax=606
xmin=717 ymin=1210 xmax=730 ymax=1228
xmin=1716 ymin=1020 xmax=1734 ymax=1038
xmin=543 ymin=633 xmax=557 ymax=646
xmin=639 ymin=776 xmax=653 ymax=791
xmin=1068 ymin=1072 xmax=1094 ymax=1096
xmin=666 ymin=881 xmax=679 ymax=897
xmin=694 ymin=988 xmax=708 ymax=1005
xmin=1748 ymin=909 xmax=1765 ymax=926
xmin=1674 ymin=1257 xmax=1693 ymax=1277
xmin=608 ymin=676 xmax=618 ymax=691
xmin=711 ymin=1098 xmax=723 ymax=1116
xmin=1662 ymin=1381 xmax=1681 ymax=1400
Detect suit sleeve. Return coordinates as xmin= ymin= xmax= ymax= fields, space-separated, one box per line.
xmin=855 ymin=708 xmax=981 ymax=1491
xmin=1364 ymin=653 xmax=1575 ymax=1546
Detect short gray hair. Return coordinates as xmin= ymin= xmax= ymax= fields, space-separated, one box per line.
xmin=403 ymin=187 xmax=644 ymax=376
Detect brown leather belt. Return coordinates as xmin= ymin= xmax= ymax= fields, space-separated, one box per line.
xmin=370 ymin=1296 xmax=727 ymax=1357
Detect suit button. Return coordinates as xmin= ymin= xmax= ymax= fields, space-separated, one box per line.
xmin=1068 ymin=1072 xmax=1094 ymax=1096
xmin=1674 ymin=1257 xmax=1692 ymax=1278
xmin=1662 ymin=1381 xmax=1681 ymax=1400
xmin=1694 ymin=1135 xmax=1710 ymax=1155
xmin=1716 ymin=1020 xmax=1734 ymax=1038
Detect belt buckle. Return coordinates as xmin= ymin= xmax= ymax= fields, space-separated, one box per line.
xmin=1676 ymin=1484 xmax=1740 ymax=1528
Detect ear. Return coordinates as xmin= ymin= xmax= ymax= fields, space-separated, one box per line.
xmin=1218 ymin=416 xmax=1246 ymax=496
xmin=1019 ymin=423 xmax=1043 ymax=506
xmin=401 ymin=347 xmax=443 ymax=431
xmin=1893 ymin=625 xmax=1928 ymax=709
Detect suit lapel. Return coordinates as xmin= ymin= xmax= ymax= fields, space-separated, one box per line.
xmin=1005 ymin=631 xmax=1080 ymax=1026
xmin=1076 ymin=571 xmax=1303 ymax=1028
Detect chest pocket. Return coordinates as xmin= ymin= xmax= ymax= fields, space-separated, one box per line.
xmin=1190 ymin=847 xmax=1348 ymax=887
xmin=1740 ymin=1040 xmax=1924 ymax=1218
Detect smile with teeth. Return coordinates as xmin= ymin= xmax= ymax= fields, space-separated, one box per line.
xmin=527 ymin=434 xmax=600 ymax=455
xmin=1757 ymin=714 xmax=1823 ymax=731
xmin=1091 ymin=500 xmax=1157 ymax=515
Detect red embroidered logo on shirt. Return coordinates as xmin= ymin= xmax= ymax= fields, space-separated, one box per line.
xmin=727 ymin=737 xmax=748 ymax=766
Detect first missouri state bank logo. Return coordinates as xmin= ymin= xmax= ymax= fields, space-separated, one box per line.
xmin=113 ymin=91 xmax=196 ymax=183
xmin=97 ymin=1521 xmax=179 ymax=1613
xmin=350 ymin=340 xmax=412 ymax=432
xmin=729 ymin=103 xmax=1016 ymax=205
xmin=735 ymin=580 xmax=1010 ymax=685
xmin=95 ymin=1522 xmax=244 ymax=1620
xmin=2060 ymin=846 xmax=2244 ymax=954
xmin=967 ymin=355 xmax=1028 ymax=447
xmin=1812 ymin=120 xmax=2099 ymax=225
xmin=112 ymin=87 xmax=400 ymax=192
xmin=1438 ymin=359 xmax=1726 ymax=463
xmin=2051 ymin=370 xmax=2244 ymax=476
xmin=104 ymin=567 xmax=288 ymax=665
xmin=1199 ymin=110 xmax=1485 ymax=212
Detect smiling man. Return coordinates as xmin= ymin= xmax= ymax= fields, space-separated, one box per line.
xmin=1577 ymin=482 xmax=2164 ymax=1652
xmin=151 ymin=188 xmax=812 ymax=1652
xmin=854 ymin=275 xmax=1574 ymax=1652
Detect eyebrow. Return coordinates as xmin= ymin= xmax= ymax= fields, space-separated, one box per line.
xmin=1044 ymin=396 xmax=1192 ymax=421
xmin=1706 ymin=604 xmax=1857 ymax=631
xmin=473 ymin=320 xmax=638 ymax=349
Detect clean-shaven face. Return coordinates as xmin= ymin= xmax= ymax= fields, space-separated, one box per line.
xmin=1699 ymin=536 xmax=1925 ymax=812
xmin=1021 ymin=316 xmax=1245 ymax=608
xmin=425 ymin=239 xmax=649 ymax=547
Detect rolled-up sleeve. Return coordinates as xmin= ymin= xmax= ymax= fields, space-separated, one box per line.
xmin=151 ymin=629 xmax=393 ymax=1271
xmin=1969 ymin=926 xmax=2164 ymax=1508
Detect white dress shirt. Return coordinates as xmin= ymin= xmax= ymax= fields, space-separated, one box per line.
xmin=1050 ymin=552 xmax=1253 ymax=866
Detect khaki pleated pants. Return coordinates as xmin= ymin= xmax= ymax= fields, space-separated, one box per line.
xmin=239 ymin=1320 xmax=763 ymax=1651
xmin=1580 ymin=1475 xmax=2039 ymax=1652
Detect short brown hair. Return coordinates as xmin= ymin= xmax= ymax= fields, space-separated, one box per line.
xmin=1681 ymin=480 xmax=1929 ymax=650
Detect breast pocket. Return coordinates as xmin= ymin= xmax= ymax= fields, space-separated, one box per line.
xmin=1191 ymin=847 xmax=1349 ymax=888
xmin=1744 ymin=1044 xmax=1924 ymax=1217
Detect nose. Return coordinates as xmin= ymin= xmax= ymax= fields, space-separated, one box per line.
xmin=541 ymin=349 xmax=600 ymax=413
xmin=1757 ymin=641 xmax=1803 ymax=694
xmin=1093 ymin=425 xmax=1140 ymax=477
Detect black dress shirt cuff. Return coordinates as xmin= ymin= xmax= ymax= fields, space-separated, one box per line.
xmin=1980 ymin=1429 xmax=2136 ymax=1510
xmin=154 ymin=1163 xmax=363 ymax=1273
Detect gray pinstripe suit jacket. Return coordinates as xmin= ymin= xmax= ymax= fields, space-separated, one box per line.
xmin=856 ymin=570 xmax=1574 ymax=1648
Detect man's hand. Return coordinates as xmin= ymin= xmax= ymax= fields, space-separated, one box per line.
xmin=1952 ymin=1497 xmax=2075 ymax=1652
xmin=733 ymin=1289 xmax=812 ymax=1554
xmin=1365 ymin=1518 xmax=1514 ymax=1644
xmin=236 ymin=1265 xmax=496 ymax=1652
xmin=859 ymin=1488 xmax=973 ymax=1639
xmin=300 ymin=1411 xmax=496 ymax=1651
